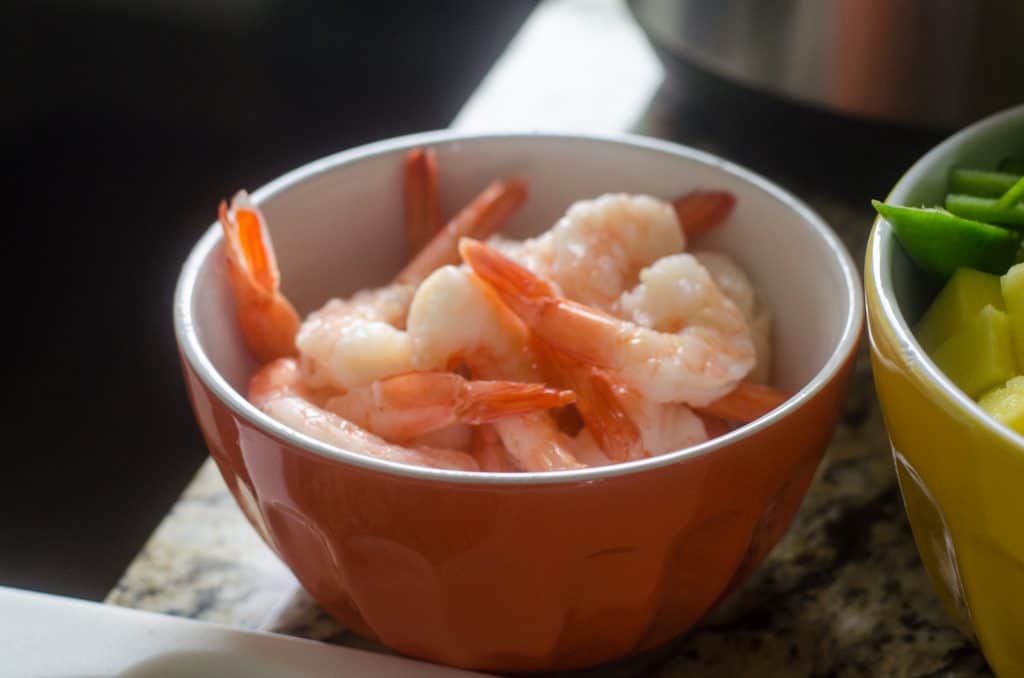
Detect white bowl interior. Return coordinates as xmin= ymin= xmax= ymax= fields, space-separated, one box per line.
xmin=190 ymin=134 xmax=854 ymax=402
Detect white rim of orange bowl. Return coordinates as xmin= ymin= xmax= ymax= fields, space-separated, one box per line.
xmin=174 ymin=130 xmax=864 ymax=486
xmin=870 ymin=104 xmax=1024 ymax=449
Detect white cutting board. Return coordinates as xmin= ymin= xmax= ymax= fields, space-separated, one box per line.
xmin=0 ymin=586 xmax=489 ymax=677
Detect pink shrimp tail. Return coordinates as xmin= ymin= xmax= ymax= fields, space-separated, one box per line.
xmin=219 ymin=195 xmax=300 ymax=363
xmin=397 ymin=179 xmax=528 ymax=285
xmin=673 ymin=190 xmax=736 ymax=240
xmin=459 ymin=380 xmax=575 ymax=423
xmin=696 ymin=381 xmax=790 ymax=424
xmin=404 ymin=148 xmax=444 ymax=254
xmin=460 ymin=238 xmax=620 ymax=368
xmin=540 ymin=345 xmax=645 ymax=462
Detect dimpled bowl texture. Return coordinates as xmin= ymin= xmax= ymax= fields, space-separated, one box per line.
xmin=175 ymin=132 xmax=862 ymax=672
xmin=866 ymin=105 xmax=1024 ymax=677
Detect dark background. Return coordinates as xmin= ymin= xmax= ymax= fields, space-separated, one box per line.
xmin=4 ymin=0 xmax=537 ymax=601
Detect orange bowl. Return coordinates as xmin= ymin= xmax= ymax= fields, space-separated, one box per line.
xmin=174 ymin=131 xmax=862 ymax=672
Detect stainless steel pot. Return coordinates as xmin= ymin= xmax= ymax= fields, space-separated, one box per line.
xmin=629 ymin=0 xmax=1024 ymax=129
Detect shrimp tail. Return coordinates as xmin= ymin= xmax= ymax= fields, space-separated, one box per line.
xmin=326 ymin=371 xmax=574 ymax=442
xmin=219 ymin=192 xmax=300 ymax=363
xmin=459 ymin=238 xmax=622 ymax=368
xmin=459 ymin=380 xmax=575 ymax=423
xmin=695 ymin=381 xmax=789 ymax=424
xmin=404 ymin=148 xmax=443 ymax=254
xmin=541 ymin=345 xmax=645 ymax=462
xmin=673 ymin=190 xmax=736 ymax=240
xmin=397 ymin=179 xmax=528 ymax=285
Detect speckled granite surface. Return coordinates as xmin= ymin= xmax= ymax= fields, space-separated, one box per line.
xmin=107 ymin=0 xmax=992 ymax=675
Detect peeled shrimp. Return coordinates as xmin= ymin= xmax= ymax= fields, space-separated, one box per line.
xmin=461 ymin=239 xmax=755 ymax=407
xmin=489 ymin=193 xmax=684 ymax=313
xmin=249 ymin=358 xmax=479 ymax=471
xmin=219 ymin=191 xmax=301 ymax=363
xmin=695 ymin=251 xmax=773 ymax=383
xmin=296 ymin=178 xmax=528 ymax=391
xmin=615 ymin=387 xmax=708 ymax=456
xmin=470 ymin=425 xmax=518 ymax=472
xmin=296 ymin=286 xmax=418 ymax=390
xmin=323 ymin=371 xmax=574 ymax=443
xmin=406 ymin=265 xmax=583 ymax=471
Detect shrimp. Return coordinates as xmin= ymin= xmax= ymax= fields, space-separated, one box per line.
xmin=540 ymin=349 xmax=645 ymax=462
xmin=406 ymin=265 xmax=583 ymax=471
xmin=547 ymin=351 xmax=707 ymax=459
xmin=296 ymin=286 xmax=418 ymax=390
xmin=615 ymin=387 xmax=708 ymax=455
xmin=695 ymin=381 xmax=790 ymax=424
xmin=470 ymin=425 xmax=518 ymax=472
xmin=488 ymin=194 xmax=684 ymax=313
xmin=695 ymin=251 xmax=773 ymax=384
xmin=296 ymin=178 xmax=528 ymax=391
xmin=249 ymin=359 xmax=479 ymax=471
xmin=672 ymin=190 xmax=736 ymax=240
xmin=404 ymin=148 xmax=443 ymax=254
xmin=461 ymin=239 xmax=756 ymax=407
xmin=219 ymin=191 xmax=301 ymax=363
xmin=322 ymin=371 xmax=574 ymax=443
xmin=396 ymin=179 xmax=527 ymax=285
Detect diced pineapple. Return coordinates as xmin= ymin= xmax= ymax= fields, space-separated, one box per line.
xmin=917 ymin=268 xmax=1005 ymax=352
xmin=978 ymin=376 xmax=1024 ymax=435
xmin=1000 ymin=262 xmax=1024 ymax=367
xmin=931 ymin=305 xmax=1016 ymax=398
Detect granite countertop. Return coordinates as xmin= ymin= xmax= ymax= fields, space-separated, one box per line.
xmin=106 ymin=1 xmax=991 ymax=674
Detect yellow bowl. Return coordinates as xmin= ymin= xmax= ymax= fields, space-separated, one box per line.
xmin=866 ymin=105 xmax=1024 ymax=676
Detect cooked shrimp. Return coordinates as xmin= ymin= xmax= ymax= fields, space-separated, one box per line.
xmin=249 ymin=359 xmax=479 ymax=471
xmin=695 ymin=251 xmax=773 ymax=383
xmin=396 ymin=179 xmax=527 ymax=285
xmin=488 ymin=194 xmax=684 ymax=312
xmin=615 ymin=388 xmax=708 ymax=456
xmin=695 ymin=381 xmax=789 ymax=424
xmin=470 ymin=425 xmax=518 ymax=472
xmin=693 ymin=252 xmax=755 ymax=319
xmin=566 ymin=429 xmax=614 ymax=467
xmin=548 ymin=352 xmax=706 ymax=458
xmin=296 ymin=286 xmax=418 ymax=390
xmin=322 ymin=371 xmax=574 ymax=443
xmin=219 ymin=191 xmax=301 ymax=363
xmin=540 ymin=349 xmax=645 ymax=462
xmin=672 ymin=190 xmax=736 ymax=240
xmin=297 ymin=178 xmax=528 ymax=391
xmin=404 ymin=148 xmax=443 ymax=254
xmin=406 ymin=265 xmax=583 ymax=471
xmin=461 ymin=239 xmax=756 ymax=407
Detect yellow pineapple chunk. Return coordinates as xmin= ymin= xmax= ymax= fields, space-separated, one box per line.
xmin=1000 ymin=263 xmax=1024 ymax=367
xmin=931 ymin=305 xmax=1016 ymax=399
xmin=979 ymin=376 xmax=1024 ymax=435
xmin=917 ymin=268 xmax=1005 ymax=352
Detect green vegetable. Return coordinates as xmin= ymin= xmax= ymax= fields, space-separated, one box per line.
xmin=949 ymin=168 xmax=1022 ymax=198
xmin=945 ymin=193 xmax=1024 ymax=227
xmin=996 ymin=175 xmax=1024 ymax=209
xmin=872 ymin=200 xmax=1020 ymax=278
xmin=998 ymin=157 xmax=1024 ymax=174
